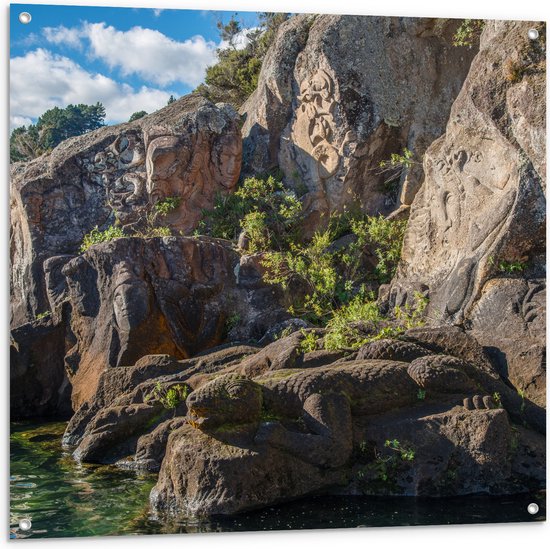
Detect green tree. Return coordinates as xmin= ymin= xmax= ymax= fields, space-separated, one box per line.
xmin=129 ymin=110 xmax=148 ymax=122
xmin=37 ymin=102 xmax=106 ymax=149
xmin=10 ymin=102 xmax=106 ymax=162
xmin=167 ymin=95 xmax=177 ymax=105
xmin=217 ymin=14 xmax=242 ymax=49
xmin=195 ymin=13 xmax=290 ymax=107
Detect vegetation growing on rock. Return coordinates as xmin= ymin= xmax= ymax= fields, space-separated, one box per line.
xmin=195 ymin=13 xmax=290 ymax=107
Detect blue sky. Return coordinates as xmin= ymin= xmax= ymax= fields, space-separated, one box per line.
xmin=10 ymin=4 xmax=260 ymax=128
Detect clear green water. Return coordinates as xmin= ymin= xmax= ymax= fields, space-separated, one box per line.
xmin=10 ymin=421 xmax=546 ymax=539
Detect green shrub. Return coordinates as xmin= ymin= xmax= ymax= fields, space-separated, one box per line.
xmin=299 ymin=330 xmax=318 ymax=353
xmin=262 ymin=230 xmax=339 ymax=322
xmin=261 ymin=214 xmax=407 ymax=324
xmin=384 ymin=439 xmax=416 ymax=461
xmin=225 ymin=313 xmax=241 ymax=332
xmin=36 ymin=311 xmax=52 ymax=321
xmin=324 ymin=291 xmax=428 ymax=351
xmin=199 ymin=175 xmax=302 ymax=251
xmin=154 ymin=196 xmax=181 ymax=216
xmin=145 ymin=382 xmax=190 ymax=413
xmin=360 ymin=215 xmax=407 ymax=283
xmin=143 ymin=226 xmax=172 ymax=238
xmin=498 ymin=260 xmax=527 ymax=274
xmin=377 ymin=148 xmax=416 ymax=195
xmin=452 ymin=19 xmax=485 ymax=48
xmin=80 ymin=225 xmax=125 ymax=252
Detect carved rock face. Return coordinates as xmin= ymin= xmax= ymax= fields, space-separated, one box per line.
xmin=390 ymin=21 xmax=546 ymax=323
xmin=186 ymin=374 xmax=263 ymax=430
xmin=10 ymin=96 xmax=242 ymax=327
xmin=389 ymin=20 xmax=546 ymax=401
xmin=57 ymin=236 xmax=276 ymax=409
xmin=241 ymin=15 xmax=477 ymax=235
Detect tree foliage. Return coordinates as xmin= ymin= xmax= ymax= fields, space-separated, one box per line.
xmin=195 ymin=12 xmax=290 ymax=107
xmin=129 ymin=110 xmax=148 ymax=122
xmin=10 ymin=102 xmax=106 ymax=162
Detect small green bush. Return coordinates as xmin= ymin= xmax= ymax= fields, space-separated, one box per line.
xmin=384 ymin=439 xmax=416 ymax=461
xmin=452 ymin=19 xmax=485 ymax=48
xmin=324 ymin=291 xmax=427 ymax=351
xmin=359 ymin=215 xmax=408 ymax=283
xmin=299 ymin=330 xmax=318 ymax=353
xmin=199 ymin=175 xmax=302 ymax=251
xmin=80 ymin=225 xmax=125 ymax=252
xmin=36 ymin=311 xmax=52 ymax=320
xmin=145 ymin=382 xmax=190 ymax=413
xmin=154 ymin=196 xmax=181 ymax=217
xmin=225 ymin=313 xmax=241 ymax=332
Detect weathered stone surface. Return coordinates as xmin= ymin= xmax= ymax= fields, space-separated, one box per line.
xmin=469 ymin=278 xmax=546 ymax=407
xmin=150 ymin=423 xmax=346 ymax=517
xmin=242 ymin=15 xmax=475 ymax=235
xmin=10 ymin=317 xmax=72 ymax=419
xmin=10 ymin=95 xmax=242 ymax=327
xmin=60 ymin=236 xmax=285 ymax=409
xmin=151 ymin=346 xmax=544 ymax=516
xmin=73 ymin=402 xmax=168 ymax=463
xmin=63 ymin=344 xmax=258 ymax=448
xmin=389 ymin=21 xmax=545 ymax=321
xmin=351 ymin=407 xmax=520 ymax=496
xmin=130 ymin=417 xmax=188 ymax=472
xmin=388 ymin=20 xmax=546 ymax=407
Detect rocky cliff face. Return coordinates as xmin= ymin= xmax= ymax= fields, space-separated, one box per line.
xmin=388 ymin=20 xmax=546 ymax=406
xmin=60 ymin=236 xmax=287 ymax=409
xmin=9 ymin=13 xmax=546 ymax=523
xmin=241 ymin=15 xmax=476 ymax=233
xmin=10 ymin=96 xmax=242 ymax=327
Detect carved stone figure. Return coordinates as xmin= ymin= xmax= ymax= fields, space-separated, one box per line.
xmin=10 ymin=96 xmax=242 ymax=327
xmin=242 ymin=16 xmax=477 ymax=234
xmin=149 ymin=327 xmax=544 ymax=517
xmin=388 ymin=21 xmax=546 ymax=401
xmin=59 ymin=236 xmax=286 ymax=409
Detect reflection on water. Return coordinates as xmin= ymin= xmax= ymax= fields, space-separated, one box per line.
xmin=10 ymin=421 xmax=546 ymax=539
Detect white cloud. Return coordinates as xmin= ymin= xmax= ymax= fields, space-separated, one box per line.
xmin=153 ymin=9 xmax=163 ymax=17
xmin=42 ymin=22 xmax=218 ymax=88
xmin=10 ymin=49 xmax=173 ymax=127
xmin=43 ymin=25 xmax=83 ymax=49
xmin=83 ymin=22 xmax=218 ymax=87
xmin=40 ymin=22 xmax=259 ymax=88
xmin=10 ymin=115 xmax=33 ymax=130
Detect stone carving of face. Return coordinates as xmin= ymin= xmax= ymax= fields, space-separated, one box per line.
xmin=112 ymin=262 xmax=150 ymax=332
xmin=146 ymin=135 xmax=191 ymax=202
xmin=214 ymin=135 xmax=242 ymax=188
xmin=294 ymin=70 xmax=340 ymax=185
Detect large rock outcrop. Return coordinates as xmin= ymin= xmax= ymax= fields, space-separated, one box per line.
xmin=147 ymin=328 xmax=544 ymax=517
xmin=388 ymin=20 xmax=546 ymax=406
xmin=56 ymin=236 xmax=286 ymax=409
xmin=241 ymin=15 xmax=476 ymax=234
xmin=10 ymin=95 xmax=242 ymax=327
xmin=10 ymin=316 xmax=72 ymax=419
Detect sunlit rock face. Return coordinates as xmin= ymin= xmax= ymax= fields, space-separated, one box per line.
xmin=241 ymin=15 xmax=476 ymax=235
xmin=388 ymin=20 xmax=546 ymax=405
xmin=10 ymin=95 xmax=242 ymax=327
